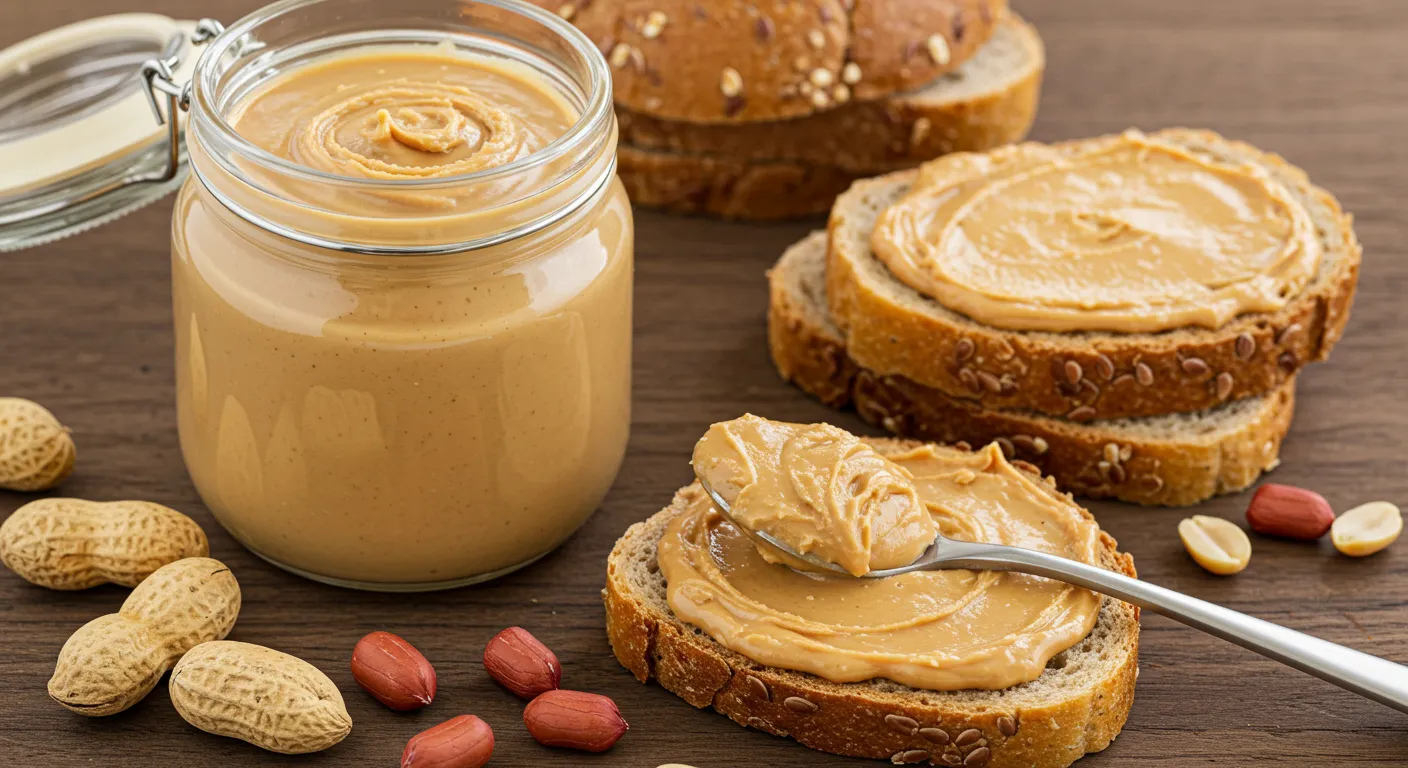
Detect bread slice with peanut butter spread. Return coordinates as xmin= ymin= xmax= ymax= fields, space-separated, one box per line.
xmin=604 ymin=440 xmax=1139 ymax=768
xmin=826 ymin=129 xmax=1360 ymax=420
xmin=770 ymin=231 xmax=1296 ymax=506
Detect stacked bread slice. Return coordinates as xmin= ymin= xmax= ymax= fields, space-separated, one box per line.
xmin=769 ymin=129 xmax=1362 ymax=505
xmin=536 ymin=0 xmax=1041 ymax=218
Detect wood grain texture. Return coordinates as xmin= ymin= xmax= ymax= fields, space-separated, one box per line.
xmin=2 ymin=0 xmax=1407 ymax=765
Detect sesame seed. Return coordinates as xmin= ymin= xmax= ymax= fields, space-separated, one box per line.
xmin=720 ymin=67 xmax=743 ymax=97
xmin=911 ymin=116 xmax=932 ymax=146
xmin=556 ymin=4 xmax=576 ymax=20
xmin=641 ymin=11 xmax=667 ymax=39
xmin=926 ymin=33 xmax=951 ymax=65
xmin=807 ymin=29 xmax=826 ymax=49
xmin=832 ymin=83 xmax=850 ymax=103
xmin=809 ymin=89 xmax=830 ymax=108
xmin=842 ymin=62 xmax=862 ymax=84
xmin=809 ymin=68 xmax=834 ymax=87
xmin=608 ymin=43 xmax=632 ymax=69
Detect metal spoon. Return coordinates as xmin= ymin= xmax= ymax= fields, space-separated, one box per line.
xmin=697 ymin=476 xmax=1408 ymax=714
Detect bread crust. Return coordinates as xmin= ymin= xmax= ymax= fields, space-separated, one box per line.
xmin=826 ymin=129 xmax=1361 ymax=420
xmin=535 ymin=0 xmax=1007 ymax=124
xmin=619 ymin=144 xmax=863 ymax=219
xmin=604 ymin=472 xmax=1140 ymax=768
xmin=770 ymin=231 xmax=1296 ymax=506
xmin=617 ymin=13 xmax=1043 ymax=171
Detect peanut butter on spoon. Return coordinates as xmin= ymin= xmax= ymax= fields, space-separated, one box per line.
xmin=691 ymin=415 xmax=936 ymax=576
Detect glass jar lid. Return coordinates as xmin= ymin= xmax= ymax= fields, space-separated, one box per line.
xmin=0 ymin=14 xmax=214 ymax=252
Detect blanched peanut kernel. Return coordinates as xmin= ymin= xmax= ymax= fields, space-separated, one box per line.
xmin=1331 ymin=501 xmax=1402 ymax=557
xmin=1178 ymin=515 xmax=1251 ymax=575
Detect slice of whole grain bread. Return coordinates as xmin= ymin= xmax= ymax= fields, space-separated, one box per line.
xmin=617 ymin=13 xmax=1043 ymax=173
xmin=773 ymin=231 xmax=1295 ymax=506
xmin=533 ymin=0 xmax=1008 ymax=124
xmin=614 ymin=13 xmax=1042 ymax=220
xmin=604 ymin=445 xmax=1139 ymax=768
xmin=826 ymin=129 xmax=1360 ymax=420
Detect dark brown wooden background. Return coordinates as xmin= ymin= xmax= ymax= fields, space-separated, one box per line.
xmin=4 ymin=1 xmax=1408 ymax=765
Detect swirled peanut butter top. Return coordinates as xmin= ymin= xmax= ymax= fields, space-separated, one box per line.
xmin=661 ymin=417 xmax=1103 ymax=691
xmin=228 ymin=46 xmax=576 ymax=215
xmin=871 ymin=130 xmax=1322 ymax=333
xmin=692 ymin=415 xmax=936 ymax=576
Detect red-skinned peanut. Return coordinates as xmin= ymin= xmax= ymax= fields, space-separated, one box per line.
xmin=351 ymin=631 xmax=437 ymax=711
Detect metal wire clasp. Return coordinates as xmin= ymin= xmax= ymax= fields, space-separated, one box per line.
xmin=138 ymin=18 xmax=225 ymax=184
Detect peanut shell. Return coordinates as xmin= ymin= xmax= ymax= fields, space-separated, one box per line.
xmin=0 ymin=397 xmax=76 ymax=491
xmin=170 ymin=641 xmax=352 ymax=754
xmin=48 ymin=557 xmax=240 ymax=715
xmin=1 ymin=499 xmax=208 ymax=590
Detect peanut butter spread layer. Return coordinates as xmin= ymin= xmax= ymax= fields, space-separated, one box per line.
xmin=661 ymin=417 xmax=1103 ymax=691
xmin=871 ymin=130 xmax=1322 ymax=333
xmin=229 ymin=46 xmax=576 ymax=214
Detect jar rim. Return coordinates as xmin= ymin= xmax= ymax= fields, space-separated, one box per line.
xmin=189 ymin=0 xmax=613 ymax=193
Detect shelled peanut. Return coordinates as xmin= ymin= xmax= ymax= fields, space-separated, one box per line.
xmin=1331 ymin=501 xmax=1403 ymax=557
xmin=523 ymin=689 xmax=629 ymax=752
xmin=483 ymin=626 xmax=561 ymax=699
xmin=1178 ymin=515 xmax=1252 ymax=575
xmin=170 ymin=641 xmax=352 ymax=754
xmin=351 ymin=631 xmax=436 ymax=710
xmin=0 ymin=397 xmax=76 ymax=491
xmin=48 ymin=557 xmax=240 ymax=715
xmin=1 ymin=498 xmax=208 ymax=589
xmin=403 ymin=715 xmax=494 ymax=768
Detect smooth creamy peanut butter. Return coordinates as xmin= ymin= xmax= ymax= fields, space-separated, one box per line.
xmin=692 ymin=415 xmax=936 ymax=576
xmin=173 ymin=45 xmax=632 ymax=586
xmin=661 ymin=418 xmax=1103 ymax=691
xmin=872 ymin=129 xmax=1322 ymax=333
xmin=227 ymin=46 xmax=575 ymax=215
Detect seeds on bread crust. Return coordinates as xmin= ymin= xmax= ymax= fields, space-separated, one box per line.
xmin=1215 ymin=372 xmax=1235 ymax=400
xmin=886 ymin=714 xmax=920 ymax=735
xmin=783 ymin=695 xmax=818 ymax=713
xmin=919 ymin=727 xmax=950 ymax=744
xmin=996 ymin=715 xmax=1017 ymax=736
xmin=954 ymin=728 xmax=983 ymax=747
xmin=894 ymin=749 xmax=930 ymax=763
xmin=746 ymin=674 xmax=770 ymax=700
xmin=640 ymin=10 xmax=667 ymax=38
xmin=1235 ymin=332 xmax=1256 ymax=360
xmin=1180 ymin=357 xmax=1210 ymax=376
xmin=926 ymin=34 xmax=952 ymax=65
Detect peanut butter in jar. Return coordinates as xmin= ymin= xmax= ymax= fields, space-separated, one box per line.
xmin=171 ymin=0 xmax=631 ymax=589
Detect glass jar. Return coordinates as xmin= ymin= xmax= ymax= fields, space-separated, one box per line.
xmin=170 ymin=0 xmax=632 ymax=590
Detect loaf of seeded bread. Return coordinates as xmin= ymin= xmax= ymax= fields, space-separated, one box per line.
xmin=827 ymin=129 xmax=1360 ymax=421
xmin=771 ymin=232 xmax=1295 ymax=506
xmin=538 ymin=0 xmax=1008 ymax=123
xmin=616 ymin=14 xmax=1042 ymax=220
xmin=604 ymin=458 xmax=1139 ymax=768
xmin=618 ymin=13 xmax=1042 ymax=172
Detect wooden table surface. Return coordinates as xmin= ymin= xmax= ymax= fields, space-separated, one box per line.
xmin=4 ymin=0 xmax=1408 ymax=765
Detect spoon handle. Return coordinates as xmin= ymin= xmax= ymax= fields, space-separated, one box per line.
xmin=940 ymin=540 xmax=1408 ymax=714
